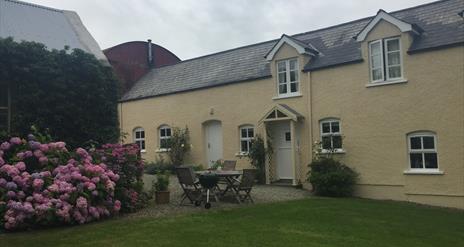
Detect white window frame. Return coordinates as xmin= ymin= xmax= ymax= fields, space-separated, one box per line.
xmin=384 ymin=37 xmax=403 ymax=81
xmin=368 ymin=37 xmax=404 ymax=84
xmin=369 ymin=39 xmax=385 ymax=83
xmin=133 ymin=127 xmax=146 ymax=152
xmin=239 ymin=125 xmax=254 ymax=155
xmin=158 ymin=125 xmax=172 ymax=151
xmin=276 ymin=58 xmax=300 ymax=97
xmin=319 ymin=119 xmax=344 ymax=153
xmin=406 ymin=132 xmax=440 ymax=173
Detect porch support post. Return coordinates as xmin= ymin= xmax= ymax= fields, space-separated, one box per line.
xmin=263 ymin=122 xmax=270 ymax=185
xmin=290 ymin=120 xmax=297 ymax=186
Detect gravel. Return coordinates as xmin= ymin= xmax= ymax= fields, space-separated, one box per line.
xmin=126 ymin=175 xmax=312 ymax=219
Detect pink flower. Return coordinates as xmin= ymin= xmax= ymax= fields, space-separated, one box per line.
xmin=39 ymin=156 xmax=49 ymax=165
xmin=39 ymin=144 xmax=49 ymax=152
xmin=14 ymin=162 xmax=26 ymax=171
xmin=114 ymin=200 xmax=121 ymax=212
xmin=0 ymin=141 xmax=11 ymax=150
xmin=76 ymin=196 xmax=88 ymax=209
xmin=33 ymin=178 xmax=44 ymax=190
xmin=10 ymin=137 xmax=22 ymax=145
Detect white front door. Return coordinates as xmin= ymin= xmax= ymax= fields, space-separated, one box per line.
xmin=271 ymin=122 xmax=293 ymax=179
xmin=204 ymin=121 xmax=223 ymax=167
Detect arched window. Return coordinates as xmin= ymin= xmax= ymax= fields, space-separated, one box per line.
xmin=133 ymin=127 xmax=145 ymax=152
xmin=320 ymin=118 xmax=342 ymax=152
xmin=239 ymin=125 xmax=254 ymax=154
xmin=159 ymin=125 xmax=172 ymax=149
xmin=408 ymin=132 xmax=438 ymax=170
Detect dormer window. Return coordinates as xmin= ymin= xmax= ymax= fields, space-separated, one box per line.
xmin=277 ymin=58 xmax=299 ymax=96
xmin=369 ymin=37 xmax=403 ymax=83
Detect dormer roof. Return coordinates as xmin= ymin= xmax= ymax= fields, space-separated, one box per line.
xmin=264 ymin=34 xmax=319 ymax=61
xmin=355 ymin=9 xmax=423 ymax=42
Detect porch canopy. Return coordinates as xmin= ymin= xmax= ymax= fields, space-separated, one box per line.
xmin=258 ymin=104 xmax=304 ymax=124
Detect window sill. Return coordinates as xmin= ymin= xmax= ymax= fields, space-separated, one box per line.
xmin=272 ymin=93 xmax=302 ymax=100
xmin=235 ymin=152 xmax=249 ymax=157
xmin=319 ymin=149 xmax=346 ymax=154
xmin=366 ymin=79 xmax=408 ymax=88
xmin=403 ymin=170 xmax=444 ymax=175
xmin=155 ymin=148 xmax=170 ymax=153
xmin=140 ymin=150 xmax=147 ymax=153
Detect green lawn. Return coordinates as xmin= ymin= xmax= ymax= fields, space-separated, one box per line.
xmin=1 ymin=198 xmax=463 ymax=247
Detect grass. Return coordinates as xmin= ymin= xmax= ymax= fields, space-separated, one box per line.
xmin=0 ymin=198 xmax=463 ymax=247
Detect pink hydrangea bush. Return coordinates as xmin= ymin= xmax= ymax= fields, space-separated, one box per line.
xmin=0 ymin=136 xmax=123 ymax=231
xmin=91 ymin=143 xmax=146 ymax=213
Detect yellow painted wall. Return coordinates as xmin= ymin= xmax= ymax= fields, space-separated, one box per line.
xmin=119 ymin=21 xmax=464 ymax=208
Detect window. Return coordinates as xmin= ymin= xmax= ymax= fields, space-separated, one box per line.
xmin=133 ymin=127 xmax=145 ymax=152
xmin=159 ymin=125 xmax=172 ymax=149
xmin=277 ymin=58 xmax=299 ymax=96
xmin=0 ymin=83 xmax=9 ymax=132
xmin=320 ymin=119 xmax=342 ymax=152
xmin=240 ymin=126 xmax=254 ymax=154
xmin=369 ymin=37 xmax=402 ymax=83
xmin=408 ymin=132 xmax=438 ymax=170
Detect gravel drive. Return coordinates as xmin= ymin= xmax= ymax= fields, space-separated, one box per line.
xmin=126 ymin=175 xmax=312 ymax=219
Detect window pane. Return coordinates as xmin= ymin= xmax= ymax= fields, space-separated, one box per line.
xmin=410 ymin=137 xmax=422 ymax=150
xmin=371 ymin=54 xmax=382 ymax=68
xmin=372 ymin=69 xmax=383 ymax=81
xmin=387 ymin=39 xmax=400 ymax=52
xmin=423 ymin=136 xmax=435 ymax=149
xmin=160 ymin=128 xmax=165 ymax=137
xmin=388 ymin=66 xmax=401 ymax=79
xmin=135 ymin=131 xmax=141 ymax=139
xmin=267 ymin=111 xmax=276 ymax=119
xmin=276 ymin=110 xmax=286 ymax=118
xmin=322 ymin=122 xmax=331 ymax=133
xmin=141 ymin=140 xmax=145 ymax=150
xmin=241 ymin=141 xmax=248 ymax=152
xmin=331 ymin=122 xmax=339 ymax=133
xmin=322 ymin=136 xmax=331 ymax=150
xmin=241 ymin=128 xmax=247 ymax=138
xmin=332 ymin=135 xmax=342 ymax=149
xmin=290 ymin=71 xmax=297 ymax=82
xmin=140 ymin=131 xmax=145 ymax=138
xmin=279 ymin=84 xmax=287 ymax=94
xmin=278 ymin=73 xmax=286 ymax=83
xmin=290 ymin=82 xmax=298 ymax=93
xmin=289 ymin=60 xmax=297 ymax=70
xmin=248 ymin=128 xmax=254 ymax=138
xmin=424 ymin=153 xmax=438 ymax=169
xmin=387 ymin=52 xmax=400 ymax=66
xmin=410 ymin=153 xmax=423 ymax=169
xmin=277 ymin=62 xmax=286 ymax=72
xmin=166 ymin=128 xmax=171 ymax=137
xmin=285 ymin=132 xmax=291 ymax=142
xmin=370 ymin=42 xmax=381 ymax=55
xmin=161 ymin=139 xmax=168 ymax=149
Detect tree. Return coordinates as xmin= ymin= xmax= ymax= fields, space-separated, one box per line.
xmin=0 ymin=37 xmax=120 ymax=147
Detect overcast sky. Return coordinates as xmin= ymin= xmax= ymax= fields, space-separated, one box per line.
xmin=28 ymin=0 xmax=433 ymax=60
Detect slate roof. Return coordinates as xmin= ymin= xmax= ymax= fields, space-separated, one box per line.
xmin=0 ymin=0 xmax=107 ymax=62
xmin=122 ymin=0 xmax=464 ymax=102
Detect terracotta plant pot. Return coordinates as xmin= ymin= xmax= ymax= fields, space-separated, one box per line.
xmin=155 ymin=191 xmax=170 ymax=204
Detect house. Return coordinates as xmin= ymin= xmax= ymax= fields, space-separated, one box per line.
xmin=118 ymin=0 xmax=464 ymax=208
xmin=0 ymin=0 xmax=108 ymax=133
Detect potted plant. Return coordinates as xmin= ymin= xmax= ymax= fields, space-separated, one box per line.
xmin=154 ymin=172 xmax=170 ymax=204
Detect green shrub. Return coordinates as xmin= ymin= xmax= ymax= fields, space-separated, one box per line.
xmin=307 ymin=158 xmax=358 ymax=197
xmin=248 ymin=135 xmax=273 ymax=184
xmin=144 ymin=156 xmax=173 ymax=175
xmin=166 ymin=126 xmax=191 ymax=166
xmin=154 ymin=173 xmax=170 ymax=191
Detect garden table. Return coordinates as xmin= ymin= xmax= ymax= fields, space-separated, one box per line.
xmin=195 ymin=170 xmax=242 ymax=196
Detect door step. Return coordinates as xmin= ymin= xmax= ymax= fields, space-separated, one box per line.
xmin=271 ymin=179 xmax=294 ymax=187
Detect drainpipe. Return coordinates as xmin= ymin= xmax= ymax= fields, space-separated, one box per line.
xmin=147 ymin=39 xmax=153 ymax=68
xmin=306 ymin=70 xmax=313 ymax=163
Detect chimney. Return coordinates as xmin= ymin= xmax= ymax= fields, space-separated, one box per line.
xmin=147 ymin=39 xmax=153 ymax=67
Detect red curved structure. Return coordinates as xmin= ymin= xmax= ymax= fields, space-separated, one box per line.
xmin=104 ymin=40 xmax=180 ymax=94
